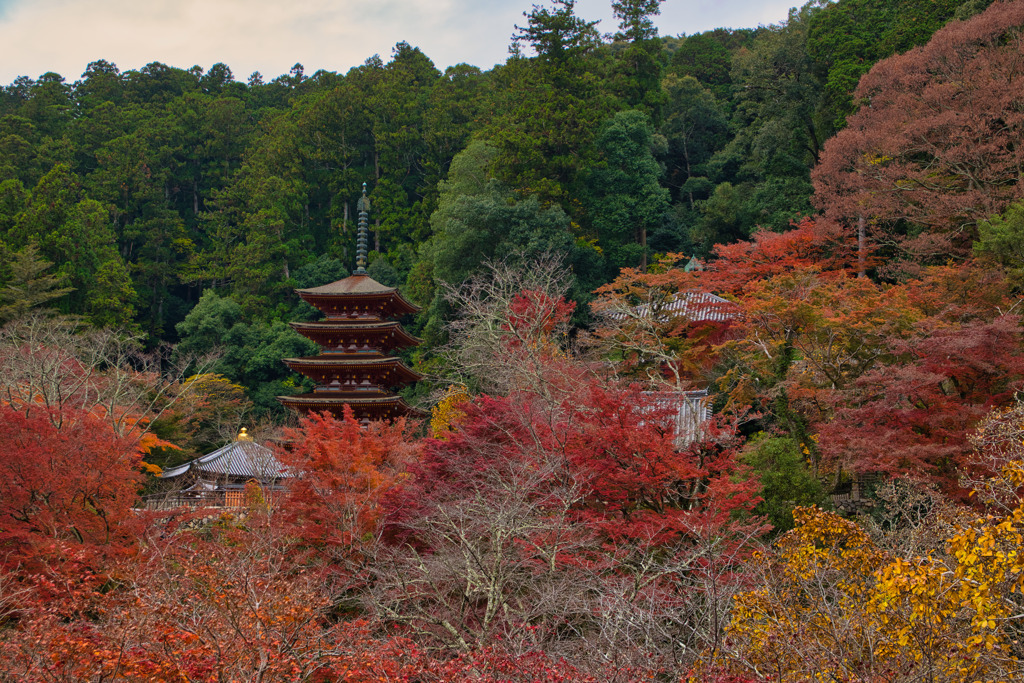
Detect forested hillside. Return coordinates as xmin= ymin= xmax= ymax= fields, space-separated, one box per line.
xmin=5 ymin=0 xmax=1024 ymax=680
xmin=0 ymin=0 xmax=989 ymax=414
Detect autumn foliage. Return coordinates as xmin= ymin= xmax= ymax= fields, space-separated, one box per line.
xmin=411 ymin=382 xmax=759 ymax=549
xmin=4 ymin=262 xmax=1024 ymax=681
xmin=7 ymin=6 xmax=1024 ymax=674
xmin=277 ymin=406 xmax=419 ymax=564
xmin=596 ymin=215 xmax=1024 ymax=492
xmin=0 ymin=404 xmax=143 ymax=573
xmin=2 ymin=527 xmax=426 ymax=682
xmin=812 ymin=0 xmax=1024 ymax=260
xmin=718 ymin=437 xmax=1024 ymax=682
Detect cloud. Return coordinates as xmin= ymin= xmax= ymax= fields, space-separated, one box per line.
xmin=0 ymin=0 xmax=797 ymax=84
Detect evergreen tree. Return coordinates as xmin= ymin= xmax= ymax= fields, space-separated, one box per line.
xmin=612 ymin=0 xmax=664 ymax=42
xmin=0 ymin=242 xmax=73 ymax=323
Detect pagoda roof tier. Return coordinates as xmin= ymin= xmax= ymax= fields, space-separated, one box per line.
xmin=282 ymin=356 xmax=423 ymax=385
xmin=289 ymin=320 xmax=421 ymax=349
xmin=296 ymin=275 xmax=418 ymax=317
xmin=297 ymin=274 xmax=397 ymax=296
xmin=277 ymin=393 xmax=427 ymax=420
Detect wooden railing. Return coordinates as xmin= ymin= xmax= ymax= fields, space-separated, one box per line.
xmin=829 ymin=473 xmax=882 ymax=508
xmin=142 ymin=490 xmax=246 ymax=510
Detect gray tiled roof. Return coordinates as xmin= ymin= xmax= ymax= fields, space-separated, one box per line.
xmin=161 ymin=440 xmax=290 ymax=481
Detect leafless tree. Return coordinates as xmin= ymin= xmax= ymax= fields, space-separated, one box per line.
xmin=368 ymin=440 xmax=595 ymax=653
xmin=438 ymin=254 xmax=585 ymax=398
xmin=590 ymin=283 xmax=694 ymax=391
xmin=854 ymin=478 xmax=970 ymax=564
xmin=0 ymin=313 xmax=217 ymax=444
xmin=962 ymin=398 xmax=1024 ymax=514
xmin=0 ymin=563 xmax=30 ymax=626
xmin=573 ymin=519 xmax=763 ymax=680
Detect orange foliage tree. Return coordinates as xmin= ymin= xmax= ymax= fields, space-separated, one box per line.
xmin=1 ymin=522 xmax=426 ymax=683
xmin=276 ymin=407 xmax=420 ymax=567
xmin=597 ymin=213 xmax=1024 ymax=491
xmin=591 ymin=218 xmax=858 ymax=390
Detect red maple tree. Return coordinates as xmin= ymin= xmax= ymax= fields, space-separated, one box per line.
xmin=813 ymin=0 xmax=1024 ymax=262
xmin=0 ymin=405 xmax=143 ymax=574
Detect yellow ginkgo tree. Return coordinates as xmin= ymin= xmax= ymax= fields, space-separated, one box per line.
xmin=711 ymin=400 xmax=1024 ymax=682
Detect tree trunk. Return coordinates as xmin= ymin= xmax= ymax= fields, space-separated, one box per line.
xmin=683 ymin=137 xmax=695 ymax=208
xmin=857 ymin=216 xmax=866 ymax=278
xmin=640 ymin=224 xmax=647 ymax=271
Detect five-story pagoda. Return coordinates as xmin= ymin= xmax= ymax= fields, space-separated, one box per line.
xmin=278 ymin=185 xmax=425 ymax=422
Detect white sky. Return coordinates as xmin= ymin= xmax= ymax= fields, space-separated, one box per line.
xmin=0 ymin=0 xmax=799 ymax=85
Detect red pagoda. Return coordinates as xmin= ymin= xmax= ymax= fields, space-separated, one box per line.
xmin=278 ymin=185 xmax=425 ymax=422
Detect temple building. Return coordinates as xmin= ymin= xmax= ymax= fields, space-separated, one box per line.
xmin=151 ymin=428 xmax=289 ymax=508
xmin=278 ymin=185 xmax=425 ymax=422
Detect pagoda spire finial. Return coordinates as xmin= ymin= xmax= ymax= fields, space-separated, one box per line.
xmin=355 ymin=183 xmax=370 ymax=275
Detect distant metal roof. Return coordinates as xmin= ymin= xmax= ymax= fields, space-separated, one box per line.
xmin=630 ymin=291 xmax=735 ymax=323
xmin=161 ymin=439 xmax=291 ymax=481
xmin=641 ymin=390 xmax=712 ymax=447
xmin=641 ymin=389 xmax=710 ymax=416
